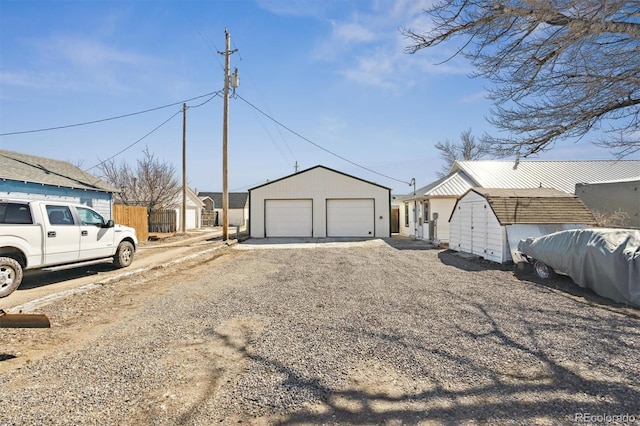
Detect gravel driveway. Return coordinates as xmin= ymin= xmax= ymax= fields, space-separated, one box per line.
xmin=0 ymin=237 xmax=638 ymax=425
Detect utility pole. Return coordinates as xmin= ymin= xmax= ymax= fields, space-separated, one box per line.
xmin=221 ymin=30 xmax=231 ymax=240
xmin=182 ymin=103 xmax=187 ymax=234
xmin=220 ymin=29 xmax=238 ymax=241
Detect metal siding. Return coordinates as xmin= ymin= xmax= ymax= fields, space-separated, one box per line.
xmin=449 ymin=204 xmax=463 ymax=252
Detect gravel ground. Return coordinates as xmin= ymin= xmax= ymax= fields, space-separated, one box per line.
xmin=0 ymin=238 xmax=638 ymax=425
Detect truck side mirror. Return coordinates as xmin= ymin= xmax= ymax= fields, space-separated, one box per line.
xmin=104 ymin=219 xmax=115 ymax=228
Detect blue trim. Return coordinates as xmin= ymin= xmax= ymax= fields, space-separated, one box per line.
xmin=0 ymin=180 xmax=112 ymax=202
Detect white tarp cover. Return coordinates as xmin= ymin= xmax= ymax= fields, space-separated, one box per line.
xmin=518 ymin=228 xmax=640 ymax=307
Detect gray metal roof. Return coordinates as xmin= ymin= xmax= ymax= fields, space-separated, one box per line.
xmin=198 ymin=192 xmax=248 ymax=209
xmin=453 ymin=160 xmax=640 ymax=194
xmin=0 ymin=149 xmax=118 ymax=193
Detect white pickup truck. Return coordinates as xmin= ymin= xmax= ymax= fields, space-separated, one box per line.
xmin=0 ymin=199 xmax=138 ymax=297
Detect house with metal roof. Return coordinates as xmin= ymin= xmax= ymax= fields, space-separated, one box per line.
xmin=197 ymin=191 xmax=249 ymax=226
xmin=0 ymin=149 xmax=118 ymax=219
xmin=399 ymin=159 xmax=640 ymax=244
xmin=449 ymin=188 xmax=596 ymax=263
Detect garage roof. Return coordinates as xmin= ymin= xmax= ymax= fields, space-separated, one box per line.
xmin=461 ymin=187 xmax=597 ymax=225
xmin=249 ymin=165 xmax=391 ymax=191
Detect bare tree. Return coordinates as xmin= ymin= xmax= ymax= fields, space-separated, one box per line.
xmin=402 ymin=1 xmax=640 ymax=158
xmin=435 ymin=128 xmax=491 ymax=176
xmin=99 ymin=147 xmax=180 ymax=214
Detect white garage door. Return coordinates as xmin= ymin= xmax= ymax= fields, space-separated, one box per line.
xmin=265 ymin=199 xmax=312 ymax=237
xmin=327 ymin=199 xmax=374 ymax=237
xmin=186 ymin=208 xmax=197 ymax=230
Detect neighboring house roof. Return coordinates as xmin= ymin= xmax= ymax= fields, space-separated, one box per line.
xmin=249 ymin=165 xmax=391 ymax=191
xmin=197 ymin=192 xmax=248 ymax=209
xmin=407 ymin=171 xmax=476 ymax=200
xmin=460 ymin=187 xmax=596 ymax=225
xmin=452 ymin=160 xmax=640 ymax=194
xmin=170 ymin=187 xmax=204 ymax=208
xmin=0 ymin=149 xmax=117 ymax=193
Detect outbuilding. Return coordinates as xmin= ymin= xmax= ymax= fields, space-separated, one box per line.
xmin=249 ymin=165 xmax=391 ymax=238
xmin=449 ymin=188 xmax=596 ymax=263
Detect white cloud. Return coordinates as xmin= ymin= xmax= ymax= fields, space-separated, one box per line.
xmin=34 ymin=35 xmax=153 ymax=69
xmin=309 ymin=0 xmax=471 ymax=90
xmin=255 ymin=0 xmax=332 ymax=18
xmin=2 ymin=35 xmax=162 ymax=94
xmin=461 ymin=91 xmax=490 ymax=104
xmin=331 ymin=20 xmax=377 ymax=44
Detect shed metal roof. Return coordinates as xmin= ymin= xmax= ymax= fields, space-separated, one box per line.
xmin=0 ymin=149 xmax=117 ymax=193
xmin=453 ymin=160 xmax=640 ymax=194
xmin=467 ymin=187 xmax=596 ymax=225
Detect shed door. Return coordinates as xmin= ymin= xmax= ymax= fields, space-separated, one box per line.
xmin=327 ymin=199 xmax=374 ymax=237
xmin=471 ymin=201 xmax=488 ymax=257
xmin=265 ymin=199 xmax=312 ymax=237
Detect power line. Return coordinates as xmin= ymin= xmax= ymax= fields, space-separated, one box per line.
xmin=230 ymin=179 xmax=269 ymax=191
xmin=235 ymin=93 xmax=411 ymax=185
xmin=85 ymin=109 xmax=183 ymax=172
xmin=176 ymin=0 xmax=225 ymax=72
xmin=0 ymin=91 xmax=221 ymax=137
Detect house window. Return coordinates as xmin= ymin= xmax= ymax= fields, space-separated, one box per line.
xmin=404 ymin=202 xmax=409 ymax=227
xmin=424 ymin=202 xmax=429 ymax=223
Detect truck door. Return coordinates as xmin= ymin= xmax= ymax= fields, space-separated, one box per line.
xmin=76 ymin=206 xmax=114 ymax=260
xmin=42 ymin=204 xmax=81 ymax=265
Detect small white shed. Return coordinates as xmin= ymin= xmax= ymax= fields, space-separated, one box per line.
xmin=449 ymin=188 xmax=596 ymax=263
xmin=249 ymin=165 xmax=391 ymax=238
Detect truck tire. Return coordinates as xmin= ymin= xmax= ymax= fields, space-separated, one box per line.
xmin=113 ymin=241 xmax=134 ymax=268
xmin=0 ymin=257 xmax=23 ymax=298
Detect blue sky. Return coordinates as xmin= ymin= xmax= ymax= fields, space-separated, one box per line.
xmin=0 ymin=0 xmax=629 ymax=195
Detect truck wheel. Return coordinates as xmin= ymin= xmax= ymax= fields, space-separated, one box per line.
xmin=533 ymin=260 xmax=554 ymax=280
xmin=0 ymin=257 xmax=23 ymax=298
xmin=113 ymin=241 xmax=134 ymax=268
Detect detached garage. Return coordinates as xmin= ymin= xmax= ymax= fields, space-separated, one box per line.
xmin=249 ymin=165 xmax=391 ymax=238
xmin=449 ymin=188 xmax=596 ymax=263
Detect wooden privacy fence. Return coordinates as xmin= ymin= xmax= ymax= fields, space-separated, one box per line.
xmin=113 ymin=204 xmax=149 ymax=242
xmin=201 ymin=210 xmax=218 ymax=227
xmin=149 ymin=209 xmax=176 ymax=233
